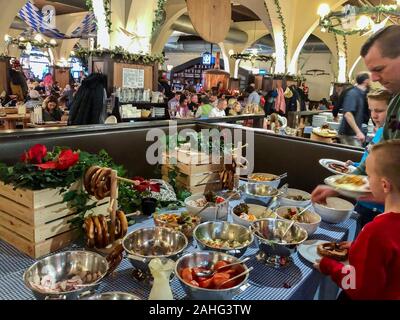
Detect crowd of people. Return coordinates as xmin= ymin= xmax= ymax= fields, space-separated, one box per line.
xmin=166 ymin=85 xmax=265 ymax=119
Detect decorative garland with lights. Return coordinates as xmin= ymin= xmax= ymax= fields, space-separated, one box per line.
xmin=152 ymin=0 xmax=167 ymax=36
xmin=86 ymin=0 xmax=112 ymax=33
xmin=75 ymin=46 xmax=165 ymax=66
xmin=5 ymin=37 xmax=57 ymax=50
xmin=273 ymin=0 xmax=288 ymax=72
xmin=319 ymin=4 xmax=400 ymax=36
xmin=230 ymin=53 xmax=275 ymax=63
xmin=343 ymin=35 xmax=349 ymax=82
xmin=334 ymin=34 xmax=339 ymax=77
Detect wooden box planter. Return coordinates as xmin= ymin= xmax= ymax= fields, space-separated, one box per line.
xmin=162 ymin=151 xmax=223 ymax=194
xmin=0 ymin=182 xmax=108 ymax=258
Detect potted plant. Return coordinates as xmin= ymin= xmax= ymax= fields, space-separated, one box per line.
xmin=132 ymin=177 xmax=161 ymax=216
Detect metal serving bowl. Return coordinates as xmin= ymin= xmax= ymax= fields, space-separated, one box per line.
xmin=24 ymin=251 xmax=109 ymax=300
xmin=175 ymin=251 xmax=250 ymax=300
xmin=193 ymin=221 xmax=253 ymax=257
xmin=251 ymin=218 xmax=308 ymax=258
xmin=122 ymin=227 xmax=188 ymax=272
xmin=82 ymin=292 xmax=141 ymax=300
xmin=240 ymin=182 xmax=279 ymax=205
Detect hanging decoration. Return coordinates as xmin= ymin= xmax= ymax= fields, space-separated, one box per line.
xmin=230 ymin=52 xmax=275 ymax=63
xmin=152 ymin=0 xmax=167 ymax=36
xmin=74 ymin=46 xmax=165 ymax=66
xmin=86 ymin=0 xmax=112 ymax=33
xmin=305 ymin=69 xmax=330 ymax=76
xmin=273 ymin=0 xmax=288 ymax=72
xmin=4 ymin=35 xmax=57 ymax=51
xmin=318 ymin=3 xmax=400 ymax=36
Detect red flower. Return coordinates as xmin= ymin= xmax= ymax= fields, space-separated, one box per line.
xmin=36 ymin=149 xmax=79 ymax=171
xmin=55 ymin=150 xmax=79 ymax=170
xmin=21 ymin=144 xmax=47 ymax=164
xmin=132 ymin=177 xmax=160 ymax=193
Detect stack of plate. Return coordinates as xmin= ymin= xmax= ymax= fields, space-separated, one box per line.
xmin=327 ymin=121 xmax=340 ymax=131
xmin=312 ymin=115 xmax=328 ymax=128
xmin=154 ymin=107 xmax=166 ymax=117
xmin=320 ymin=112 xmax=334 ymax=122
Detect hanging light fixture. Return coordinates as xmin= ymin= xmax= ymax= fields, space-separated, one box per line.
xmin=318 ymin=1 xmax=400 ymax=36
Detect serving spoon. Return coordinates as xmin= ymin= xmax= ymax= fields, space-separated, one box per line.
xmin=194 ymin=257 xmax=251 ymax=278
xmin=216 ymin=267 xmax=254 ymax=289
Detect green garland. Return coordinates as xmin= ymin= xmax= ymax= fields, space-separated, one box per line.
xmin=86 ymin=0 xmax=112 ymax=33
xmin=5 ymin=37 xmax=57 ymax=50
xmin=273 ymin=0 xmax=288 ymax=73
xmin=343 ymin=35 xmax=349 ymax=82
xmin=152 ymin=0 xmax=167 ymax=36
xmin=75 ymin=46 xmax=165 ymax=66
xmin=319 ymin=4 xmax=400 ymax=36
xmin=230 ymin=53 xmax=275 ymax=63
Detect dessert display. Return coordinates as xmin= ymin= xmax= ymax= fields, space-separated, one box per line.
xmin=317 ymin=242 xmax=349 ymax=261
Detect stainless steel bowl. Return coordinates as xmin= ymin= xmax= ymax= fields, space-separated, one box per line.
xmin=175 ymin=251 xmax=250 ymax=300
xmin=251 ymin=218 xmax=308 ymax=258
xmin=82 ymin=292 xmax=141 ymax=300
xmin=122 ymin=227 xmax=188 ymax=272
xmin=240 ymin=182 xmax=279 ymax=204
xmin=23 ymin=251 xmax=109 ymax=300
xmin=193 ymin=221 xmax=253 ymax=257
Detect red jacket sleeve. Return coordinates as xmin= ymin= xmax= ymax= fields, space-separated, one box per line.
xmin=319 ymin=224 xmax=390 ymax=300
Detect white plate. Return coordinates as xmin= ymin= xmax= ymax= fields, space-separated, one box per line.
xmin=324 ymin=174 xmax=371 ymax=199
xmin=298 ymin=240 xmax=349 ymax=265
xmin=319 ymin=159 xmax=356 ymax=175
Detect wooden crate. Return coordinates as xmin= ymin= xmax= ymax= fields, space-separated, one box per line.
xmin=162 ymin=150 xmax=223 ymax=194
xmin=0 ymin=182 xmax=108 ymax=258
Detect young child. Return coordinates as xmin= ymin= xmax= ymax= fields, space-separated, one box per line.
xmin=314 ymin=140 xmax=400 ymax=300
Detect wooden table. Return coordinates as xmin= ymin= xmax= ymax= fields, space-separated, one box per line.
xmin=0 ymin=114 xmax=30 ymax=130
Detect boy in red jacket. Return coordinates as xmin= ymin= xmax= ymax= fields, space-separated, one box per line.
xmin=314 ymin=140 xmax=400 ymax=300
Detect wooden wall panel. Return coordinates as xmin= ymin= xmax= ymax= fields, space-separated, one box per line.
xmin=0 ymin=60 xmax=9 ymax=95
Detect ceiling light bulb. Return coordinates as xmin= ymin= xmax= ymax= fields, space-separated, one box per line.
xmin=228 ymin=49 xmax=235 ymax=56
xmin=19 ymin=37 xmax=25 ymax=42
xmin=321 ymin=27 xmax=327 ymax=33
xmin=50 ymin=39 xmax=57 ymax=45
xmin=317 ymin=4 xmax=331 ymax=18
xmin=4 ymin=34 xmax=10 ymax=42
xmin=357 ymin=15 xmax=372 ymax=30
xmin=34 ymin=34 xmax=43 ymax=42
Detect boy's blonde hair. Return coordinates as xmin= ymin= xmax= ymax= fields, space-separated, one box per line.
xmin=367 ymin=89 xmax=392 ymax=103
xmin=371 ymin=140 xmax=400 ymax=190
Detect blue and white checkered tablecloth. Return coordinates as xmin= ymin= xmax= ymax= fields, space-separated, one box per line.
xmin=0 ymin=208 xmax=358 ymax=300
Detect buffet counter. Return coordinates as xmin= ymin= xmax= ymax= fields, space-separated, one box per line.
xmin=0 ymin=117 xmax=363 ymax=192
xmin=0 ymin=205 xmax=358 ymax=300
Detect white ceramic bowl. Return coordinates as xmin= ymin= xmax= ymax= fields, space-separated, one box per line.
xmin=231 ymin=203 xmax=276 ymax=227
xmin=313 ymin=197 xmax=354 ymax=224
xmin=247 ymin=173 xmax=281 ymax=189
xmin=279 ymin=188 xmax=311 ymax=207
xmin=184 ymin=193 xmax=228 ymax=221
xmin=276 ymin=206 xmax=321 ymax=236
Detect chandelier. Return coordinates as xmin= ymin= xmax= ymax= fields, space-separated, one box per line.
xmin=317 ymin=1 xmax=400 ymax=36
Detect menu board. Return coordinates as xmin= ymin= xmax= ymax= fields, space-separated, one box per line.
xmin=122 ymin=68 xmax=145 ymax=88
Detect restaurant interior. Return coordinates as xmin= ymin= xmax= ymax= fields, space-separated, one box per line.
xmin=0 ymin=0 xmax=399 ymax=302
